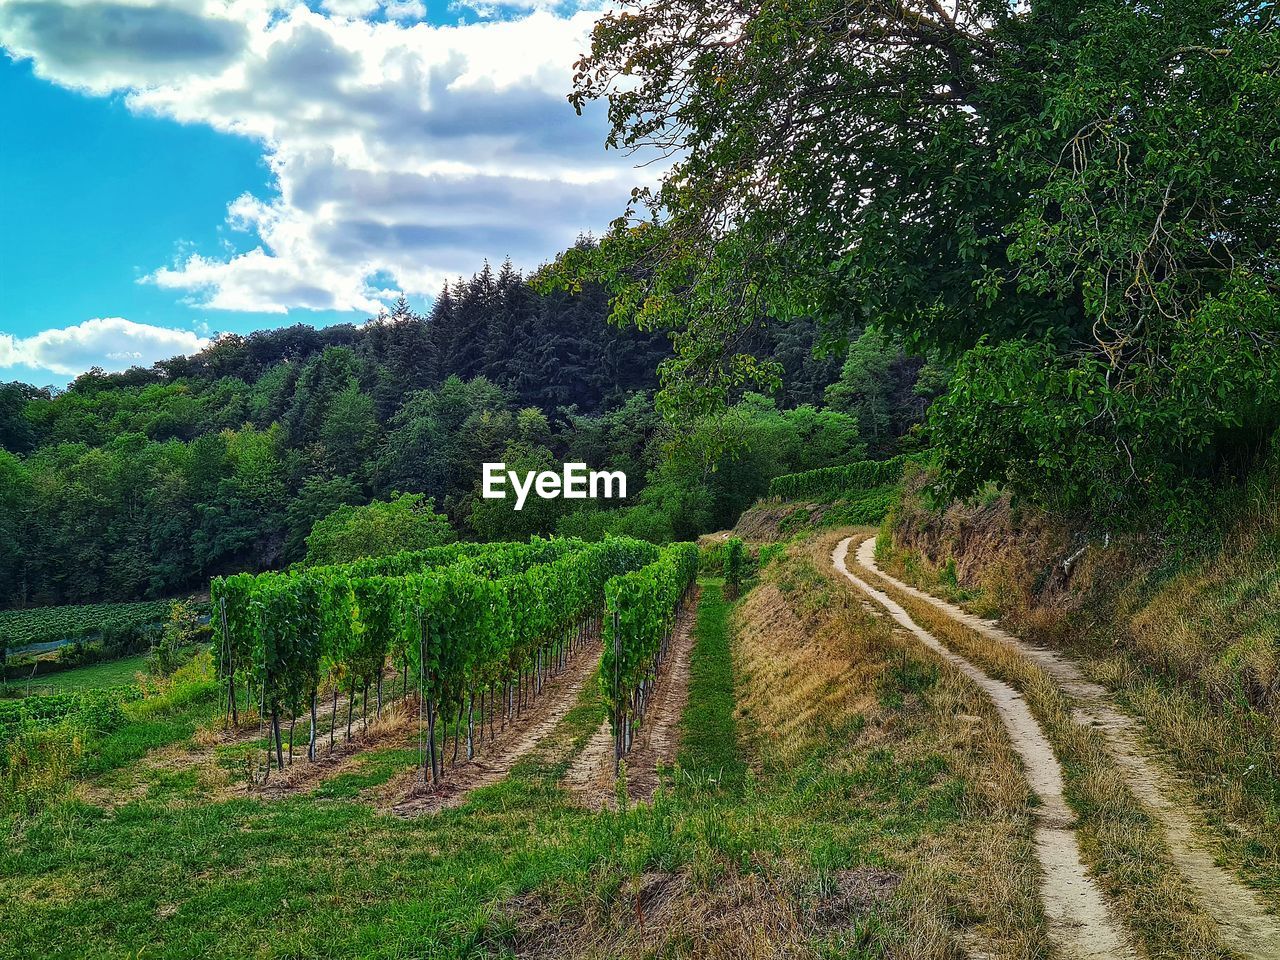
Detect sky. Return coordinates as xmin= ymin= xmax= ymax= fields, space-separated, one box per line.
xmin=0 ymin=0 xmax=645 ymax=386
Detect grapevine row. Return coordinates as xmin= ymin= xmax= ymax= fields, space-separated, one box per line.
xmin=0 ymin=599 xmax=176 ymax=655
xmin=601 ymin=542 xmax=700 ymax=770
xmin=211 ymin=537 xmax=660 ymax=780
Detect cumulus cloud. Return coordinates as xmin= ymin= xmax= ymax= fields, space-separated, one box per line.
xmin=0 ymin=0 xmax=652 ymax=315
xmin=0 ymin=318 xmax=210 ymax=377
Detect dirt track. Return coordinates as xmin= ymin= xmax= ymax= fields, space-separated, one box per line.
xmin=566 ymin=589 xmax=699 ymax=809
xmin=834 ymin=536 xmax=1134 ymax=960
xmin=852 ymin=535 xmax=1280 ymax=959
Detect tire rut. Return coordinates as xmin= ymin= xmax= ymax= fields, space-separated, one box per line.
xmin=856 ymin=536 xmax=1280 ymax=959
xmin=833 ymin=537 xmax=1134 ymax=960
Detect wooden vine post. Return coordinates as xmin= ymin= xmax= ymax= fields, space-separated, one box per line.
xmin=613 ymin=608 xmax=621 ymax=777
xmin=219 ymin=596 xmax=238 ymax=726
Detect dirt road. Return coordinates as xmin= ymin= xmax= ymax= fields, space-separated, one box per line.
xmin=834 ymin=536 xmax=1134 ymax=960
xmin=851 ymin=535 xmax=1280 ymax=959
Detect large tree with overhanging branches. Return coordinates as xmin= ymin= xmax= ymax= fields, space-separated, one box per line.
xmin=561 ymin=0 xmax=1280 ymax=522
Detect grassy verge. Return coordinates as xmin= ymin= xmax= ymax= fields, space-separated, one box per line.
xmin=677 ymin=580 xmax=743 ymax=787
xmin=1 ymin=654 xmax=150 ymax=697
xmin=877 ymin=532 xmax=1280 ymax=903
xmin=2 ymin=653 xmax=222 ymax=818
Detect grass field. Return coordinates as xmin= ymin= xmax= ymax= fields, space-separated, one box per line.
xmin=1 ymin=654 xmax=151 ymax=698
xmin=0 ymin=542 xmax=1044 ymax=959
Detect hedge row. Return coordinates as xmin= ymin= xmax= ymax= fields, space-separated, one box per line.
xmin=768 ymin=454 xmax=916 ymax=501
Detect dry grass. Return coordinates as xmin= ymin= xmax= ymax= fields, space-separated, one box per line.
xmin=886 ymin=472 xmax=1280 ymax=898
xmin=729 ymin=530 xmax=1046 ymax=959
xmin=860 ymin=553 xmax=1240 ymax=958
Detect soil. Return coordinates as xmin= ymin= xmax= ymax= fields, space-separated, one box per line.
xmin=857 ymin=537 xmax=1280 ymax=959
xmin=383 ymin=638 xmax=603 ymax=816
xmin=834 ymin=536 xmax=1134 ymax=960
xmin=566 ymin=590 xmax=700 ymax=810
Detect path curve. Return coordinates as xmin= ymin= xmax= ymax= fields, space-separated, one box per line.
xmin=855 ymin=536 xmax=1280 ymax=958
xmin=833 ymin=537 xmax=1133 ymax=960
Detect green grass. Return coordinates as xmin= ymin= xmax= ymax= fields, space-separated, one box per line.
xmin=2 ymin=653 xmax=151 ymax=697
xmin=677 ymin=580 xmax=744 ymax=787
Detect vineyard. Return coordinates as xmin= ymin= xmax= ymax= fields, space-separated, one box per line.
xmin=0 ymin=686 xmax=138 ymax=746
xmin=0 ymin=599 xmax=176 ymax=661
xmin=211 ymin=535 xmax=699 ymax=782
xmin=601 ymin=542 xmax=699 ymax=768
xmin=767 ymin=454 xmax=917 ymax=501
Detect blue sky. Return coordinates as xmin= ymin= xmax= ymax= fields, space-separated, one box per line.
xmin=0 ymin=0 xmax=642 ymax=386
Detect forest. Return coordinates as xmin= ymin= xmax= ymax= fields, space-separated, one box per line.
xmin=0 ymin=257 xmax=938 ymax=608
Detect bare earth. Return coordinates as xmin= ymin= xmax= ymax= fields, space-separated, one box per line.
xmin=834 ymin=536 xmax=1134 ymax=960
xmin=384 ymin=639 xmax=603 ymax=816
xmin=855 ymin=536 xmax=1280 ymax=960
xmin=566 ymin=589 xmax=700 ymax=810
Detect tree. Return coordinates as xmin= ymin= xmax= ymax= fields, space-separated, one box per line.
xmin=566 ymin=0 xmax=1280 ymax=519
xmin=304 ymin=493 xmax=455 ymax=566
xmin=285 ymin=476 xmax=363 ymax=562
xmin=0 ymin=452 xmax=31 ymax=605
xmin=320 ymin=380 xmax=377 ymax=479
xmin=0 ymin=382 xmax=45 ymax=454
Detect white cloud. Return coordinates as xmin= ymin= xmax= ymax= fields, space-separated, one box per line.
xmin=0 ymin=0 xmax=654 ymax=316
xmin=0 ymin=318 xmax=210 ymax=377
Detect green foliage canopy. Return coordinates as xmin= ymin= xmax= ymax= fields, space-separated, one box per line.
xmin=565 ymin=0 xmax=1280 ymax=519
xmin=304 ymin=493 xmax=455 ymax=566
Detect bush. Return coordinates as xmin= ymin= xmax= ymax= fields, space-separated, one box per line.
xmin=146 ymin=602 xmax=202 ymax=677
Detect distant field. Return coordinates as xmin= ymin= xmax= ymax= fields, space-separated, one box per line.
xmin=1 ymin=598 xmax=174 ymax=652
xmin=0 ymin=650 xmax=207 ymax=699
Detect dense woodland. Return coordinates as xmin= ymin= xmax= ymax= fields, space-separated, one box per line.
xmin=0 ymin=259 xmax=935 ymax=608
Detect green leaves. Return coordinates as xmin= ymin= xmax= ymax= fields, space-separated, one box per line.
xmin=565 ymin=0 xmax=1280 ymax=523
xmin=768 ymin=455 xmax=916 ymax=501
xmin=0 ymin=599 xmax=176 ymax=652
xmin=601 ymin=542 xmax=698 ymax=727
xmin=214 ymin=536 xmax=664 ymax=726
xmin=722 ymin=538 xmax=748 ymax=590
